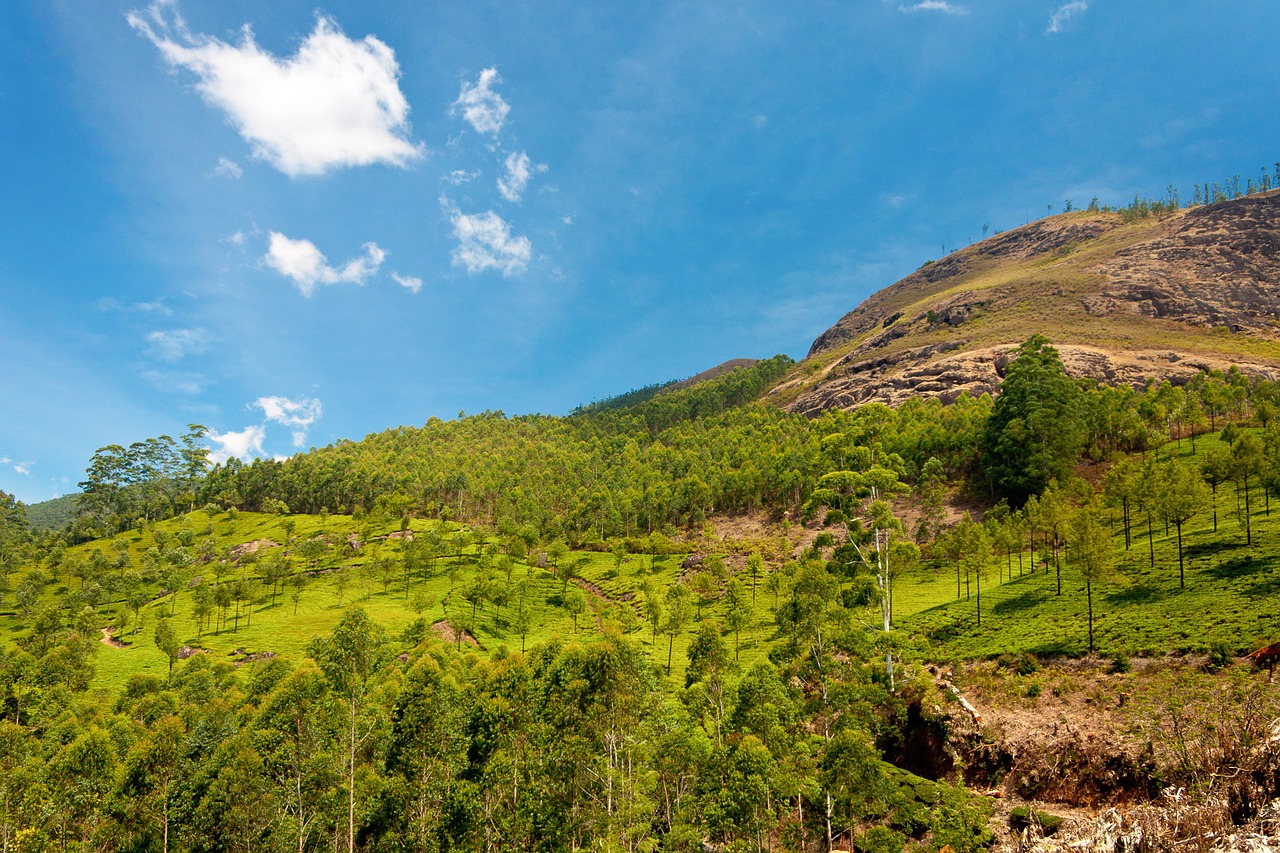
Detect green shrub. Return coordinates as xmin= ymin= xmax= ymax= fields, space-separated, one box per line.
xmin=1009 ymin=805 xmax=1064 ymax=835
xmin=1108 ymin=652 xmax=1131 ymax=674
xmin=1206 ymin=640 xmax=1233 ymax=671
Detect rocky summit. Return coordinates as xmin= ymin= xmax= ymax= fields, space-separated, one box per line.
xmin=771 ymin=190 xmax=1280 ymax=415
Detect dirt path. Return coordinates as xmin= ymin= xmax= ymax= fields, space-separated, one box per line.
xmin=100 ymin=627 xmax=126 ymax=648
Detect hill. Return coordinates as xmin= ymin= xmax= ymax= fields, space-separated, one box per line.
xmin=24 ymin=493 xmax=78 ymax=532
xmin=770 ymin=190 xmax=1280 ymax=414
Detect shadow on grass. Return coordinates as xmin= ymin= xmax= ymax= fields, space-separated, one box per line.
xmin=992 ymin=589 xmax=1049 ymax=615
xmin=1206 ymin=554 xmax=1269 ymax=581
xmin=1184 ymin=539 xmax=1243 ymax=560
xmin=1243 ymin=573 xmax=1280 ymax=600
xmin=1104 ymin=583 xmax=1165 ymax=606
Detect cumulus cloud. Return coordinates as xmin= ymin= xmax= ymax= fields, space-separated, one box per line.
xmin=496 ymin=151 xmax=547 ymax=202
xmin=264 ymin=232 xmax=386 ymax=296
xmin=213 ymin=156 xmax=243 ymax=178
xmin=128 ymin=1 xmax=423 ymax=176
xmin=207 ymin=425 xmax=265 ymax=464
xmin=1048 ymin=1 xmax=1087 ymax=32
xmin=451 ymin=68 xmax=509 ymax=135
xmin=897 ymin=1 xmax=967 ymax=14
xmin=254 ymin=395 xmax=322 ymax=446
xmin=145 ymin=327 xmax=211 ymax=360
xmin=441 ymin=198 xmax=531 ymax=276
xmin=392 ymin=272 xmax=423 ymax=294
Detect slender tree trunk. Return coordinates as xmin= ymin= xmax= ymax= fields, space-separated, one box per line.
xmin=348 ymin=691 xmax=357 ymax=853
xmin=1086 ymin=578 xmax=1094 ymax=654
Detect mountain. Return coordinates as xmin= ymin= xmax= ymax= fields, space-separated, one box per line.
xmin=770 ymin=191 xmax=1280 ymax=415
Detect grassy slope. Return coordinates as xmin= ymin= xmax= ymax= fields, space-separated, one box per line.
xmin=897 ymin=432 xmax=1280 ymax=662
xmin=7 ymin=429 xmax=1279 ymax=701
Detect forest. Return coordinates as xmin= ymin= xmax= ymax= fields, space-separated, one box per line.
xmin=3 ymin=340 xmax=1280 ymax=852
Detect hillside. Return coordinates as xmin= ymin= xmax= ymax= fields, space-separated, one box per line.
xmin=771 ymin=191 xmax=1280 ymax=414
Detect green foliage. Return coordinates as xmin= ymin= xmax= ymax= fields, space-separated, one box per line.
xmin=981 ymin=335 xmax=1086 ymax=504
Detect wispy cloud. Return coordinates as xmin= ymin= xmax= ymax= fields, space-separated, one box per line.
xmin=497 ymin=151 xmax=547 ymax=203
xmin=441 ymin=198 xmax=531 ymax=276
xmin=1048 ymin=1 xmax=1087 ymax=33
xmin=897 ymin=1 xmax=967 ymax=15
xmin=254 ymin=395 xmax=322 ymax=447
xmin=145 ymin=327 xmax=211 ymax=360
xmin=141 ymin=369 xmax=205 ymax=395
xmin=392 ymin=272 xmax=423 ymax=294
xmin=0 ymin=456 xmax=34 ymax=477
xmin=264 ymin=232 xmax=386 ymax=296
xmin=97 ymin=297 xmax=173 ymax=316
xmin=213 ymin=156 xmax=243 ymax=178
xmin=207 ymin=424 xmax=265 ymax=464
xmin=128 ymin=1 xmax=423 ymax=176
xmin=451 ymin=68 xmax=510 ymax=135
xmin=445 ymin=169 xmax=479 ymax=185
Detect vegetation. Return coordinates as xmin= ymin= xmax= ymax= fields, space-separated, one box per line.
xmin=8 ymin=333 xmax=1280 ymax=849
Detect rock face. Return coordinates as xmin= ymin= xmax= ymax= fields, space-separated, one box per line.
xmin=773 ymin=191 xmax=1280 ymax=415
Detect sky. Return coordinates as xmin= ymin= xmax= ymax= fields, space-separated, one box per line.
xmin=1 ymin=0 xmax=1277 ymax=504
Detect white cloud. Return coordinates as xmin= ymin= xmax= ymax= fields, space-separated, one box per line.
xmin=446 ymin=169 xmax=479 ymax=185
xmin=392 ymin=272 xmax=423 ymax=294
xmin=441 ymin=199 xmax=532 ymax=276
xmin=213 ymin=156 xmax=243 ymax=178
xmin=898 ymin=1 xmax=967 ymax=14
xmin=145 ymin=327 xmax=211 ymax=360
xmin=496 ymin=151 xmax=547 ymax=202
xmin=254 ymin=395 xmax=321 ymax=428
xmin=97 ymin=297 xmax=174 ymax=316
xmin=264 ymin=232 xmax=386 ymax=296
xmin=254 ymin=395 xmax=321 ymax=446
xmin=142 ymin=369 xmax=206 ymax=394
xmin=451 ymin=68 xmax=509 ymax=135
xmin=207 ymin=425 xmax=266 ymax=464
xmin=128 ymin=1 xmax=423 ymax=176
xmin=228 ymin=230 xmax=246 ymax=248
xmin=0 ymin=456 xmax=33 ymax=477
xmin=561 ymin=214 xmax=575 ymax=226
xmin=1048 ymin=1 xmax=1087 ymax=33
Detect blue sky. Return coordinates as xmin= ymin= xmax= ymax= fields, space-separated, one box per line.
xmin=1 ymin=0 xmax=1277 ymax=503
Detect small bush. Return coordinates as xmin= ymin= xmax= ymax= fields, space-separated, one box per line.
xmin=1009 ymin=806 xmax=1064 ymax=836
xmin=1206 ymin=640 xmax=1233 ymax=671
xmin=1108 ymin=652 xmax=1131 ymax=674
xmin=1024 ymin=680 xmax=1042 ymax=698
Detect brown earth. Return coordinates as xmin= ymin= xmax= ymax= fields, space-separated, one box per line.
xmin=916 ymin=657 xmax=1280 ymax=851
xmin=771 ymin=191 xmax=1280 ymax=415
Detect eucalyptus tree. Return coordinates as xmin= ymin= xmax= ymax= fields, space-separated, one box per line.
xmin=1069 ymin=502 xmax=1116 ymax=653
xmin=1158 ymin=461 xmax=1209 ymax=588
xmin=307 ymin=609 xmax=386 ymax=853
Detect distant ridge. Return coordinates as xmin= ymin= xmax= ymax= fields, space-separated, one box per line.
xmin=662 ymin=358 xmax=759 ymax=393
xmin=574 ymin=358 xmax=760 ymax=413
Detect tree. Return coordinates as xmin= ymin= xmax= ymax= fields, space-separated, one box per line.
xmin=1232 ymin=433 xmax=1263 ymax=546
xmin=724 ymin=578 xmax=751 ymax=659
xmin=564 ymin=586 xmax=588 ymax=633
xmin=662 ymin=584 xmax=694 ymax=675
xmin=306 ymin=608 xmax=386 ymax=853
xmin=981 ymin=335 xmax=1086 ymax=504
xmin=154 ymin=618 xmax=179 ymax=683
xmin=952 ymin=515 xmax=992 ymax=628
xmin=1069 ymin=503 xmax=1116 ymax=653
xmin=1159 ymin=461 xmax=1209 ymax=588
